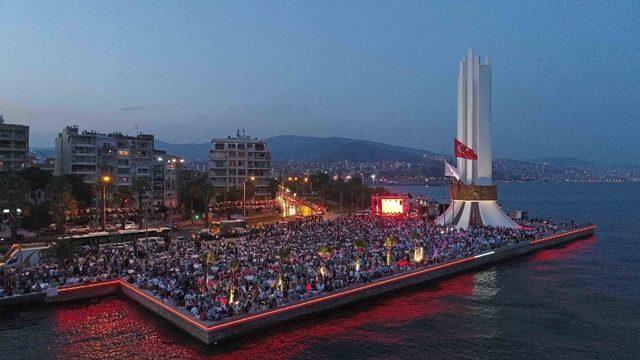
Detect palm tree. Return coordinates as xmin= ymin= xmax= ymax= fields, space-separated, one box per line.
xmin=278 ymin=246 xmax=291 ymax=264
xmin=200 ymin=251 xmax=216 ymax=291
xmin=353 ymin=239 xmax=367 ymax=271
xmin=383 ymin=236 xmax=398 ymax=265
xmin=131 ymin=177 xmax=150 ymax=229
xmin=44 ymin=240 xmax=80 ymax=269
xmin=228 ymin=257 xmax=241 ymax=304
xmin=277 ymin=246 xmax=291 ymax=291
xmin=411 ymin=231 xmax=424 ymax=263
xmin=229 ymin=257 xmax=240 ymax=274
xmin=47 ymin=178 xmax=78 ymax=234
xmin=317 ymin=245 xmax=332 ymax=279
xmin=317 ymin=245 xmax=333 ymax=260
xmin=199 ymin=181 xmax=217 ymax=227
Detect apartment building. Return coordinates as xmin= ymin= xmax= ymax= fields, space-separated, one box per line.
xmin=0 ymin=115 xmax=29 ymax=172
xmin=54 ymin=126 xmax=160 ymax=211
xmin=208 ymin=134 xmax=272 ymax=199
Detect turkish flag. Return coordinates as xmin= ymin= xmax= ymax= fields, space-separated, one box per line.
xmin=454 ymin=138 xmax=477 ymax=160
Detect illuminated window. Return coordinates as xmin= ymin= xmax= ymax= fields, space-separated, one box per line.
xmin=118 ymin=150 xmax=129 ymax=157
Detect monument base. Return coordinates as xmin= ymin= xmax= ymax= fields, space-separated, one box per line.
xmin=435 ymin=200 xmax=518 ymax=229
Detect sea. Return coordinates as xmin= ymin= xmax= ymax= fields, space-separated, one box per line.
xmin=1 ymin=183 xmax=638 ymax=359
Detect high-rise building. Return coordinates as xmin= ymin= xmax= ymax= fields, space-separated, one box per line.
xmin=0 ymin=115 xmax=29 ymax=172
xmin=208 ymin=134 xmax=272 ymax=199
xmin=54 ymin=126 xmax=163 ymax=212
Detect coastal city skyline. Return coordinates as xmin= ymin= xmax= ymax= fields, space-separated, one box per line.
xmin=0 ymin=3 xmax=638 ymax=359
xmin=1 ymin=1 xmax=639 ymax=165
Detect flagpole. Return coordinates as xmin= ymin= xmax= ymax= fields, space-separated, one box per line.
xmin=451 ymin=179 xmax=454 ymax=228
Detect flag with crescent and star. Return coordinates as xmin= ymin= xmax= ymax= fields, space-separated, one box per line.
xmin=454 ymin=138 xmax=478 ymax=160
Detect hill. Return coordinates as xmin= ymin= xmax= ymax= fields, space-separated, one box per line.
xmin=154 ymin=136 xmax=435 ymax=162
xmin=267 ymin=135 xmax=434 ymax=162
xmin=154 ymin=140 xmax=210 ymax=161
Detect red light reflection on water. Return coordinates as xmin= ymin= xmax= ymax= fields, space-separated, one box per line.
xmin=53 ymin=274 xmax=475 ymax=359
xmin=529 ymin=235 xmax=596 ymax=271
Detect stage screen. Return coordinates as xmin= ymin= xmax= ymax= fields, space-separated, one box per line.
xmin=381 ymin=198 xmax=403 ymax=214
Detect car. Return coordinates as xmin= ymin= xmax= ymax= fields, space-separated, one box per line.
xmin=68 ymin=226 xmax=91 ymax=234
xmin=124 ymin=221 xmax=137 ymax=230
xmin=175 ymin=236 xmax=189 ymax=242
xmin=171 ymin=224 xmax=182 ymax=231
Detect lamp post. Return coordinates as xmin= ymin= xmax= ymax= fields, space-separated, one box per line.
xmin=345 ymin=175 xmax=352 ymax=215
xmin=243 ymin=176 xmax=256 ymax=218
xmin=361 ymin=173 xmax=365 ymax=209
xmin=99 ymin=174 xmax=112 ymax=231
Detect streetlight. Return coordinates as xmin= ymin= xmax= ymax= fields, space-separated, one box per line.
xmin=243 ymin=176 xmax=256 ymax=218
xmin=99 ymin=174 xmax=112 ymax=231
xmin=371 ymin=174 xmax=376 ymax=188
xmin=345 ymin=176 xmax=352 ymax=214
xmin=304 ymin=177 xmax=311 ymax=195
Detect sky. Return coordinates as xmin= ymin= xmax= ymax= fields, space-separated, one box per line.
xmin=0 ymin=1 xmax=638 ymax=165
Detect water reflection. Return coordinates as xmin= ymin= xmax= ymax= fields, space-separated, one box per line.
xmin=51 ymin=274 xmax=477 ymax=359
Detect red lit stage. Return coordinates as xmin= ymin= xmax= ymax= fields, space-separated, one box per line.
xmin=371 ymin=194 xmax=409 ymax=217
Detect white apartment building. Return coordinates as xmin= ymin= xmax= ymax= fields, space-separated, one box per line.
xmin=54 ymin=126 xmax=161 ymax=211
xmin=0 ymin=115 xmax=29 ymax=172
xmin=208 ymin=134 xmax=272 ymax=199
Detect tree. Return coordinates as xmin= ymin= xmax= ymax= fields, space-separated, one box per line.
xmin=43 ymin=240 xmax=81 ymax=269
xmin=47 ymin=178 xmax=79 ymax=234
xmin=229 ymin=257 xmax=240 ymax=274
xmin=178 ymin=170 xmax=202 ymax=223
xmin=18 ymin=167 xmax=53 ymax=204
xmin=278 ymin=246 xmax=291 ymax=264
xmin=383 ymin=236 xmax=398 ymax=265
xmin=353 ymin=239 xmax=367 ymax=271
xmin=22 ymin=201 xmax=53 ymax=239
xmin=199 ymin=181 xmax=217 ymax=227
xmin=200 ymin=251 xmax=217 ymax=292
xmin=131 ymin=177 xmax=150 ymax=229
xmin=113 ymin=186 xmax=133 ymax=208
xmin=267 ymin=178 xmax=279 ymax=199
xmin=0 ymin=172 xmax=28 ymax=240
xmin=60 ymin=174 xmax=93 ymax=208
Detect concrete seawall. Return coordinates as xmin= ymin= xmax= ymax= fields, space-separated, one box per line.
xmin=2 ymin=225 xmax=595 ymax=345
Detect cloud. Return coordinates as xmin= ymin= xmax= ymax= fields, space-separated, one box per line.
xmin=120 ymin=106 xmax=142 ymax=112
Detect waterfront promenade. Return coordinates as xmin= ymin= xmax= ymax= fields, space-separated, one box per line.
xmin=5 ymin=225 xmax=595 ymax=345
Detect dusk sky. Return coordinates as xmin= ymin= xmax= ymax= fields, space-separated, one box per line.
xmin=1 ymin=1 xmax=638 ymax=165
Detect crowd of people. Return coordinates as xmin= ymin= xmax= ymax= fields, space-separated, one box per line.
xmin=0 ymin=216 xmax=579 ymax=323
xmin=210 ymin=199 xmax=280 ymax=212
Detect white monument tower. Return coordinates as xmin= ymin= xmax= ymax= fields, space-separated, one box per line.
xmin=437 ymin=49 xmax=518 ymax=229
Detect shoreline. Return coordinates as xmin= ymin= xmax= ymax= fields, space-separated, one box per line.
xmin=1 ymin=225 xmax=596 ymax=345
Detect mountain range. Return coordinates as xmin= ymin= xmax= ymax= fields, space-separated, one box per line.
xmin=33 ymin=136 xmax=604 ymax=169
xmin=156 ymin=136 xmax=436 ymax=163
